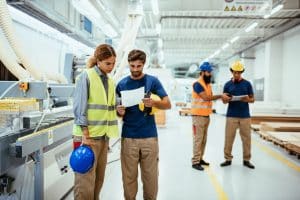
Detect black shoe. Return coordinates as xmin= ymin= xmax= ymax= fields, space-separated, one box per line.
xmin=243 ymin=161 xmax=255 ymax=169
xmin=220 ymin=160 xmax=231 ymax=167
xmin=199 ymin=160 xmax=210 ymax=166
xmin=192 ymin=164 xmax=204 ymax=171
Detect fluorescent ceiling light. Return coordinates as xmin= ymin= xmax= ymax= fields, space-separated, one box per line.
xmin=208 ymin=54 xmax=214 ymax=59
xmin=151 ymin=0 xmax=159 ymax=15
xmin=96 ymin=0 xmax=106 ymax=11
xmin=230 ymin=36 xmax=240 ymax=43
xmin=156 ymin=23 xmax=161 ymax=34
xmin=222 ymin=43 xmax=230 ymax=50
xmin=214 ymin=49 xmax=221 ymax=56
xmin=245 ymin=22 xmax=258 ymax=33
xmin=264 ymin=4 xmax=283 ymax=19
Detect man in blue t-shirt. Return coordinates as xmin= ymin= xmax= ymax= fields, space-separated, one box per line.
xmin=116 ymin=49 xmax=171 ymax=200
xmin=220 ymin=61 xmax=255 ymax=169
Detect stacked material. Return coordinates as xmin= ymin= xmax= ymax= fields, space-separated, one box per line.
xmin=256 ymin=122 xmax=300 ymax=156
xmin=267 ymin=132 xmax=300 ymax=146
xmin=179 ymin=107 xmax=192 ymax=116
xmin=251 ymin=114 xmax=300 ymax=124
xmin=154 ymin=110 xmax=166 ymax=126
xmin=175 ymin=102 xmax=187 ymax=107
xmin=0 ymin=98 xmax=39 ymax=130
xmin=260 ymin=122 xmax=300 ymax=132
xmin=285 ymin=141 xmax=300 ymax=155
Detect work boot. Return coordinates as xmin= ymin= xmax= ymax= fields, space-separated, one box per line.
xmin=192 ymin=163 xmax=204 ymax=171
xmin=243 ymin=161 xmax=255 ymax=169
xmin=220 ymin=160 xmax=231 ymax=167
xmin=199 ymin=159 xmax=210 ymax=166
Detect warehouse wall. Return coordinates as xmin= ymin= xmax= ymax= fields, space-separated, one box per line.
xmin=215 ymin=24 xmax=300 ymax=110
xmin=281 ymin=25 xmax=300 ymax=107
xmin=250 ymin=24 xmax=300 ymax=107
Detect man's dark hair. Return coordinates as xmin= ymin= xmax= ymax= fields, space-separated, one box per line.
xmin=128 ymin=49 xmax=146 ymax=64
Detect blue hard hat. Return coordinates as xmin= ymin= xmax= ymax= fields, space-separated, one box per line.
xmin=199 ymin=62 xmax=213 ymax=72
xmin=70 ymin=145 xmax=95 ymax=174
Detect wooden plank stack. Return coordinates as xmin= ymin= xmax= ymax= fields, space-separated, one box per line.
xmin=254 ymin=122 xmax=300 ymax=158
xmin=175 ymin=102 xmax=187 ymax=107
xmin=179 ymin=107 xmax=192 ymax=116
xmin=251 ymin=114 xmax=300 ymax=124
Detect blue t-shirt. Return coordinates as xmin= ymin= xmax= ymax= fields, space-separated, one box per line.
xmin=116 ymin=74 xmax=168 ymax=138
xmin=193 ymin=82 xmax=204 ymax=94
xmin=223 ymin=79 xmax=254 ymax=118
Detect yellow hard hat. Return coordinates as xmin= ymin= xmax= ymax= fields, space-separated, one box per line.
xmin=139 ymin=94 xmax=161 ymax=115
xmin=230 ymin=61 xmax=245 ymax=72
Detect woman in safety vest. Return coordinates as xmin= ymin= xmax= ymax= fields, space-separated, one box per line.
xmin=73 ymin=44 xmax=119 ymax=200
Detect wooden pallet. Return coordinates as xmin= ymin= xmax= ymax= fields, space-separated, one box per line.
xmin=179 ymin=107 xmax=192 ymax=116
xmin=251 ymin=124 xmax=261 ymax=131
xmin=175 ymin=102 xmax=187 ymax=107
xmin=256 ymin=131 xmax=271 ymax=141
xmin=285 ymin=141 xmax=300 ymax=158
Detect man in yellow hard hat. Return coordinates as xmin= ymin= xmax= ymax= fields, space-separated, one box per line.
xmin=220 ymin=61 xmax=255 ymax=169
xmin=116 ymin=49 xmax=171 ymax=200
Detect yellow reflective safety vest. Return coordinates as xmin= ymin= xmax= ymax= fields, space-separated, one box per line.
xmin=191 ymin=78 xmax=213 ymax=116
xmin=73 ymin=68 xmax=118 ymax=138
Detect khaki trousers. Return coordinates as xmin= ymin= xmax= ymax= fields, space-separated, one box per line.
xmin=121 ymin=138 xmax=159 ymax=200
xmin=192 ymin=116 xmax=210 ymax=165
xmin=74 ymin=139 xmax=109 ymax=200
xmin=224 ymin=117 xmax=251 ymax=161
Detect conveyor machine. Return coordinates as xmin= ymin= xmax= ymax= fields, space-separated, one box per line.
xmin=0 ymin=81 xmax=75 ymax=200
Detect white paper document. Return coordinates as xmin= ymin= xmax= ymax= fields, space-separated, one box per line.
xmin=120 ymin=87 xmax=145 ymax=107
xmin=230 ymin=95 xmax=248 ymax=101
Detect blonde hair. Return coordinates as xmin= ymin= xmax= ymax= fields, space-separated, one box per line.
xmin=86 ymin=44 xmax=116 ymax=68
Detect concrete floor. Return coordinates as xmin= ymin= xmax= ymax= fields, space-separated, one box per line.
xmin=67 ymin=106 xmax=300 ymax=200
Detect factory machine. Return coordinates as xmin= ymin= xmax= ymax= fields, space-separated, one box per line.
xmin=0 ymin=81 xmax=75 ymax=200
xmin=0 ymin=54 xmax=121 ymax=200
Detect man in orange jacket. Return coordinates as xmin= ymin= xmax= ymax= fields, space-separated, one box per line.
xmin=191 ymin=62 xmax=226 ymax=170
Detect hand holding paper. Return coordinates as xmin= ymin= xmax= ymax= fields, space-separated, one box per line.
xmin=120 ymin=87 xmax=144 ymax=107
xmin=230 ymin=95 xmax=248 ymax=101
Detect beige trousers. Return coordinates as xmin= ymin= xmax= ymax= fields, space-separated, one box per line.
xmin=192 ymin=116 xmax=210 ymax=165
xmin=74 ymin=139 xmax=108 ymax=200
xmin=121 ymin=137 xmax=159 ymax=200
xmin=224 ymin=117 xmax=252 ymax=161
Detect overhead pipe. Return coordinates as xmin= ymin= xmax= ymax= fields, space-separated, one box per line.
xmin=0 ymin=35 xmax=30 ymax=80
xmin=112 ymin=0 xmax=144 ymax=80
xmin=0 ymin=0 xmax=67 ymax=83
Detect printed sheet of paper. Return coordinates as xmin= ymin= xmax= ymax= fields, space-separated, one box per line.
xmin=230 ymin=95 xmax=248 ymax=101
xmin=120 ymin=87 xmax=144 ymax=107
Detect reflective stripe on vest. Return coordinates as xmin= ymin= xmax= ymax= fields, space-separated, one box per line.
xmin=73 ymin=68 xmax=118 ymax=138
xmin=191 ymin=78 xmax=213 ymax=116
